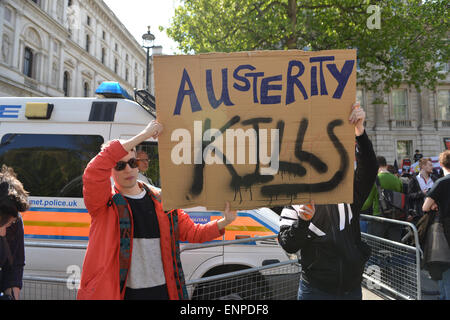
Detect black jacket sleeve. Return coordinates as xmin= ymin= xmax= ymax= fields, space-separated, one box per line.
xmin=352 ymin=130 xmax=378 ymax=214
xmin=407 ymin=176 xmax=425 ymax=201
xmin=278 ymin=218 xmax=311 ymax=254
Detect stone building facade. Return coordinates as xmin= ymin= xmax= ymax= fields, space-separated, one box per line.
xmin=359 ymin=67 xmax=450 ymax=165
xmin=0 ymin=0 xmax=148 ymax=98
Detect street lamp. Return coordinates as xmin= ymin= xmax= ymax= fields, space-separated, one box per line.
xmin=142 ymin=26 xmax=155 ymax=90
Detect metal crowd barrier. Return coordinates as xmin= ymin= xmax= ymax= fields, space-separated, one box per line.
xmin=20 ymin=215 xmax=423 ymax=300
xmin=360 ymin=214 xmax=423 ymax=300
xmin=21 ymin=275 xmax=78 ymax=300
xmin=182 ymin=235 xmax=301 ymax=300
xmin=185 ymin=259 xmax=301 ymax=300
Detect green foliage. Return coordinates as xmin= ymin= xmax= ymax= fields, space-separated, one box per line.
xmin=166 ymin=0 xmax=449 ymax=95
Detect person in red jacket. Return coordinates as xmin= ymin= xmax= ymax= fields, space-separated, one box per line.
xmin=78 ymin=120 xmax=237 ymax=300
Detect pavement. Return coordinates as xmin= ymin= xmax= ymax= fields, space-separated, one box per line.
xmin=361 ymin=270 xmax=441 ymax=300
xmin=362 ymin=287 xmax=384 ymax=300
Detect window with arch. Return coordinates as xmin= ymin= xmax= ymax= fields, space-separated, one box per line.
xmin=63 ymin=71 xmax=70 ymax=97
xmin=23 ymin=47 xmax=34 ymax=78
xmin=83 ymin=82 xmax=90 ymax=97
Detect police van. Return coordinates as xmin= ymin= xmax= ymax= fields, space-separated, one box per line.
xmin=0 ymin=82 xmax=293 ymax=299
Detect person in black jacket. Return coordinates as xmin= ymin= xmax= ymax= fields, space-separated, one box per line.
xmin=278 ymin=103 xmax=378 ymax=300
xmin=0 ymin=165 xmax=29 ymax=300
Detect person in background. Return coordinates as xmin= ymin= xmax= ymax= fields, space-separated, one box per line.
xmin=416 ymin=158 xmax=435 ymax=193
xmin=278 ymin=103 xmax=378 ymax=300
xmin=0 ymin=165 xmax=29 ymax=300
xmin=423 ymin=150 xmax=450 ymax=300
xmin=414 ymin=149 xmax=423 ymax=163
xmin=362 ymin=156 xmax=404 ymax=242
xmin=136 ymin=149 xmax=153 ymax=186
xmin=408 ymin=158 xmax=436 ymax=222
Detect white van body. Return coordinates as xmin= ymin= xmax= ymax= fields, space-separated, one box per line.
xmin=0 ymin=94 xmax=291 ymax=299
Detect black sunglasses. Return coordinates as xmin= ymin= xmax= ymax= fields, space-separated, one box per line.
xmin=114 ymin=158 xmax=139 ymax=171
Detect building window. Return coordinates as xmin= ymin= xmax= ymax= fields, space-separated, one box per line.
xmin=114 ymin=58 xmax=118 ymax=74
xmin=115 ymin=43 xmax=118 ymax=51
xmin=125 ymin=68 xmax=129 ymax=82
xmin=392 ymin=89 xmax=408 ymax=120
xmin=23 ymin=47 xmax=33 ymax=78
xmin=102 ymin=31 xmax=106 ymax=40
xmin=397 ymin=140 xmax=412 ymax=163
xmin=68 ymin=0 xmax=72 ymax=7
xmin=63 ymin=71 xmax=70 ymax=96
xmin=101 ymin=47 xmax=106 ymax=64
xmin=87 ymin=15 xmax=91 ymax=26
xmin=437 ymin=90 xmax=450 ymax=120
xmin=83 ymin=82 xmax=90 ymax=97
xmin=85 ymin=34 xmax=90 ymax=52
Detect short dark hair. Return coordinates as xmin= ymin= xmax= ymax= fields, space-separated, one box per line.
xmin=0 ymin=165 xmax=29 ymax=226
xmin=419 ymin=158 xmax=432 ymax=169
xmin=376 ymin=156 xmax=387 ymax=167
xmin=439 ymin=150 xmax=450 ymax=170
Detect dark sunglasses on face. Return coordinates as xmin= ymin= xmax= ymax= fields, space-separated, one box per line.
xmin=114 ymin=158 xmax=139 ymax=171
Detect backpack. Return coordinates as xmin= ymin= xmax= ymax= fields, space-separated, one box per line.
xmin=375 ymin=176 xmax=407 ymax=220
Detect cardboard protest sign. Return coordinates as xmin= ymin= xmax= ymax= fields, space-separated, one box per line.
xmin=154 ymin=50 xmax=356 ymax=211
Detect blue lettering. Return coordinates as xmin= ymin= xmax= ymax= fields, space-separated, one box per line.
xmin=233 ymin=64 xmax=255 ymax=91
xmin=326 ymin=60 xmax=355 ymax=99
xmin=310 ymin=66 xmax=318 ymax=96
xmin=286 ymin=60 xmax=308 ymax=104
xmin=245 ymin=72 xmax=265 ymax=103
xmin=206 ymin=68 xmax=234 ymax=109
xmin=310 ymin=56 xmax=335 ymax=96
xmin=260 ymin=75 xmax=282 ymax=104
xmin=0 ymin=105 xmax=21 ymax=118
xmin=173 ymin=69 xmax=202 ymax=115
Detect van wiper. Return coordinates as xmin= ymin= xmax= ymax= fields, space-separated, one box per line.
xmin=0 ymin=134 xmax=17 ymax=148
xmin=134 ymin=89 xmax=156 ymax=118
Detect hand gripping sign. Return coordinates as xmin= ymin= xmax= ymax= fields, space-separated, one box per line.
xmin=154 ymin=50 xmax=356 ymax=211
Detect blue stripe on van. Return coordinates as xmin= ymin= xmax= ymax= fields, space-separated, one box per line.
xmin=0 ymin=105 xmax=21 ymax=118
xmin=28 ymin=207 xmax=89 ymax=213
xmin=24 ymin=234 xmax=89 ymax=241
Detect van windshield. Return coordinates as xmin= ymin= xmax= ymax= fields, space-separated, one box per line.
xmin=0 ymin=134 xmax=103 ymax=197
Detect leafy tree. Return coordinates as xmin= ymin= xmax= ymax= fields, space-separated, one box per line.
xmin=166 ymin=0 xmax=449 ymax=95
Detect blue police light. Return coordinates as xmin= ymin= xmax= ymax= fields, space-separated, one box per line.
xmin=95 ymin=81 xmax=133 ymax=100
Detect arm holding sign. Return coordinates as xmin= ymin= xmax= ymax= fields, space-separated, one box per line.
xmin=350 ymin=103 xmax=378 ymax=214
xmin=178 ymin=202 xmax=237 ymax=243
xmin=278 ymin=103 xmax=377 ymax=253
